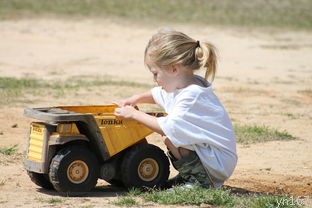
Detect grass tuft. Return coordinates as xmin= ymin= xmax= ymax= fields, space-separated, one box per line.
xmin=46 ymin=198 xmax=64 ymax=204
xmin=142 ymin=185 xmax=234 ymax=206
xmin=37 ymin=197 xmax=65 ymax=204
xmin=0 ymin=77 xmax=44 ymax=89
xmin=234 ymin=124 xmax=296 ymax=144
xmin=112 ymin=196 xmax=138 ymax=207
xmin=298 ymin=89 xmax=312 ymax=98
xmin=0 ymin=144 xmax=18 ymax=155
xmin=128 ymin=187 xmax=142 ymax=196
xmin=79 ymin=206 xmax=95 ymax=208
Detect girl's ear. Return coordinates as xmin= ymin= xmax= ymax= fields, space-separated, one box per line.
xmin=170 ymin=64 xmax=179 ymax=74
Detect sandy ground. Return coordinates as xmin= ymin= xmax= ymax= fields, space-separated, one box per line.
xmin=0 ymin=18 xmax=311 ymax=207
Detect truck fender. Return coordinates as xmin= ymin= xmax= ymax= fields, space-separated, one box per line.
xmin=48 ymin=135 xmax=89 ymax=145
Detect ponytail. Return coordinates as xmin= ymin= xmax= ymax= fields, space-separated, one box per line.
xmin=195 ymin=42 xmax=217 ymax=81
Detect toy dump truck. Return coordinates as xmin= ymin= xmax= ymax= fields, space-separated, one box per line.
xmin=24 ymin=105 xmax=169 ymax=195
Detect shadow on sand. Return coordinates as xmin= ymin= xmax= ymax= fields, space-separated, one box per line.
xmin=36 ymin=184 xmax=127 ymax=197
xmin=36 ymin=183 xmax=265 ymax=198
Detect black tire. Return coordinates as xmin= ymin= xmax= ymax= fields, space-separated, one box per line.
xmin=27 ymin=171 xmax=54 ymax=190
xmin=121 ymin=144 xmax=170 ymax=189
xmin=49 ymin=146 xmax=99 ymax=195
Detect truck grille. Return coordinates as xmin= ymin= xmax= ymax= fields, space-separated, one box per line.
xmin=27 ymin=123 xmax=45 ymax=162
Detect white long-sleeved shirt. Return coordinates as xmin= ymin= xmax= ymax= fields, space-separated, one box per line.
xmin=151 ymin=76 xmax=237 ymax=188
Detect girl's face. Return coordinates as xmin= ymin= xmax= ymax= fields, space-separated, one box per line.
xmin=146 ymin=60 xmax=177 ymax=93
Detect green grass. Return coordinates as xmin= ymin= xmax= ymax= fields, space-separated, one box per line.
xmin=0 ymin=76 xmax=150 ymax=90
xmin=0 ymin=144 xmax=18 ymax=155
xmin=234 ymin=124 xmax=297 ymax=144
xmin=37 ymin=197 xmax=64 ymax=204
xmin=0 ymin=76 xmax=151 ymax=103
xmin=142 ymin=186 xmax=234 ymax=206
xmin=79 ymin=206 xmax=95 ymax=208
xmin=0 ymin=0 xmax=311 ymax=30
xmin=298 ymin=89 xmax=312 ymax=98
xmin=112 ymin=196 xmax=138 ymax=207
xmin=114 ymin=186 xmax=302 ymax=208
xmin=0 ymin=77 xmax=51 ymax=100
xmin=46 ymin=198 xmax=64 ymax=204
xmin=0 ymin=77 xmax=45 ymax=89
xmin=283 ymin=113 xmax=299 ymax=119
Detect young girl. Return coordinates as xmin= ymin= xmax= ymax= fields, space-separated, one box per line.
xmin=114 ymin=29 xmax=237 ymax=188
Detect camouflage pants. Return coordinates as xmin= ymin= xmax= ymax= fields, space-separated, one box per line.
xmin=168 ymin=150 xmax=213 ymax=188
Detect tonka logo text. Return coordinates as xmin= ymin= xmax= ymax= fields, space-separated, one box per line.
xmin=32 ymin=126 xmax=43 ymax=133
xmin=101 ymin=119 xmax=123 ymax=125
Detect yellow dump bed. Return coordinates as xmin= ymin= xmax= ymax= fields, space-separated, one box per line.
xmin=58 ymin=105 xmax=154 ymax=157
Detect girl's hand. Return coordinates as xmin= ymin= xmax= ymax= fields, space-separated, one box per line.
xmin=114 ymin=105 xmax=137 ymax=119
xmin=114 ymin=105 xmax=164 ymax=135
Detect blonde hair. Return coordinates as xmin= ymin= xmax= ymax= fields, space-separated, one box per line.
xmin=144 ymin=29 xmax=217 ymax=81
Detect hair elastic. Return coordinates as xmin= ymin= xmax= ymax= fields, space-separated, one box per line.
xmin=196 ymin=40 xmax=200 ymax=48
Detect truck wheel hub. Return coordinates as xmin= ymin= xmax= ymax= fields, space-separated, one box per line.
xmin=67 ymin=160 xmax=89 ymax=184
xmin=138 ymin=158 xmax=159 ymax=181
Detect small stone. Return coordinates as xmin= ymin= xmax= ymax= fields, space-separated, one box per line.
xmin=11 ymin=124 xmax=18 ymax=128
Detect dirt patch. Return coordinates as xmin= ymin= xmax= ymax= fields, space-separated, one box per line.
xmin=227 ymin=174 xmax=312 ymax=197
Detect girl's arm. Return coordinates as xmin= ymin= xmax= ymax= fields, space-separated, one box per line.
xmin=114 ymin=106 xmax=164 ymax=135
xmin=114 ymin=90 xmax=155 ymax=107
